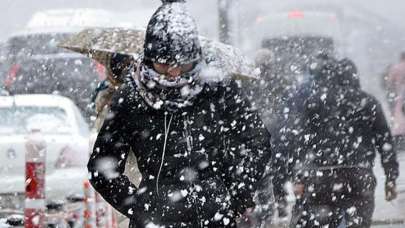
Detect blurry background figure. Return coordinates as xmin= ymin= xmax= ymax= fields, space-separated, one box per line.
xmin=249 ymin=34 xmax=334 ymax=130
xmin=90 ymin=52 xmax=142 ymax=228
xmin=384 ymin=52 xmax=405 ymax=149
xmin=92 ymin=53 xmax=134 ymax=125
xmin=245 ymin=33 xmax=336 ymax=226
xmin=252 ymin=49 xmax=290 ymax=225
xmin=385 ymin=52 xmax=405 ymax=108
xmin=251 ymin=48 xmax=289 ymax=128
xmin=285 ymin=55 xmax=399 ymax=228
xmin=1 ymin=0 xmax=405 ymax=227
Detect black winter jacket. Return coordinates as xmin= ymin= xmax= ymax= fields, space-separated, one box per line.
xmin=282 ymin=81 xmax=399 ymax=183
xmin=87 ymin=76 xmax=272 ymax=227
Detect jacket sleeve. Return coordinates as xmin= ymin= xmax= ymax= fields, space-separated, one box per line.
xmin=280 ymin=90 xmax=308 ymax=184
xmin=87 ymin=87 xmax=140 ymax=218
xmin=372 ymin=101 xmax=399 ymax=182
xmin=270 ymin=123 xmax=291 ymax=203
xmin=220 ymin=80 xmax=272 ymax=215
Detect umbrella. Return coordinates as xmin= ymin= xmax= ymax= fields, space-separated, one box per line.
xmin=58 ymin=27 xmax=258 ymax=83
xmin=58 ymin=27 xmax=145 ymax=78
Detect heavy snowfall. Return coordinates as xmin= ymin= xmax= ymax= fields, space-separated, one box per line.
xmin=0 ymin=0 xmax=404 ymax=228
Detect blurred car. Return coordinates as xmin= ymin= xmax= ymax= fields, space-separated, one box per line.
xmin=246 ymin=12 xmax=339 ymax=130
xmin=0 ymin=9 xmax=123 ymax=120
xmin=1 ymin=30 xmax=106 ymax=121
xmin=25 ymin=8 xmax=117 ymax=30
xmin=244 ymin=10 xmax=341 ymax=87
xmin=0 ymin=94 xmax=89 ymax=217
xmin=241 ymin=10 xmax=343 ymax=53
xmin=255 ymin=10 xmax=341 ymax=84
xmin=261 ymin=35 xmax=335 ymax=84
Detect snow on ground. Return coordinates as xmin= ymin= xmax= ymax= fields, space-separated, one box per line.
xmin=373 ymin=151 xmax=405 ymax=222
xmin=268 ymin=151 xmax=405 ymax=228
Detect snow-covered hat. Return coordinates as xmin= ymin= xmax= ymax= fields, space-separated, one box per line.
xmin=143 ymin=0 xmax=202 ymax=66
xmin=309 ymin=52 xmax=339 ymax=80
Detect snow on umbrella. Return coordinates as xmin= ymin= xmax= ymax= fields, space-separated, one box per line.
xmin=199 ymin=36 xmax=259 ymax=81
xmin=58 ymin=27 xmax=258 ymax=83
xmin=58 ymin=27 xmax=144 ymax=84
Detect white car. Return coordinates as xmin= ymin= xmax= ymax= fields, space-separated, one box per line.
xmin=2 ymin=8 xmax=138 ymax=119
xmin=0 ymin=94 xmax=89 ymax=213
xmin=25 ymin=8 xmax=118 ymax=32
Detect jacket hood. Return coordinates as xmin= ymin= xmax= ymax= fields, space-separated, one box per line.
xmin=143 ymin=0 xmax=202 ymax=66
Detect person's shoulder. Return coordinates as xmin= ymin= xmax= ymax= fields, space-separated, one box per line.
xmin=110 ymin=74 xmax=142 ymax=110
xmin=354 ymin=89 xmax=382 ymax=111
xmin=355 ymin=88 xmax=377 ymax=102
xmin=207 ymin=79 xmax=246 ymax=105
xmin=197 ymin=79 xmax=247 ymax=113
xmin=205 ymin=78 xmax=242 ymax=92
xmin=288 ymin=81 xmax=314 ymax=104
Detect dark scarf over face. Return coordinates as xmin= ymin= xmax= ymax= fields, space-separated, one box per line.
xmin=134 ymin=61 xmax=204 ymax=112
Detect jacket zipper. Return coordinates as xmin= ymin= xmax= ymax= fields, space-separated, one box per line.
xmin=156 ymin=112 xmax=174 ymax=195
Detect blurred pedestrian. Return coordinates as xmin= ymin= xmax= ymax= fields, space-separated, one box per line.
xmin=286 ymin=55 xmax=399 ymax=228
xmin=385 ymin=52 xmax=405 ymax=109
xmin=243 ymin=48 xmax=291 ymax=225
xmin=87 ymin=1 xmax=272 ymax=227
xmin=91 ymin=53 xmax=133 ymax=129
xmin=90 ymin=53 xmax=142 ymax=227
xmin=251 ymin=48 xmax=296 ymax=128
xmin=384 ymin=52 xmax=405 ymax=148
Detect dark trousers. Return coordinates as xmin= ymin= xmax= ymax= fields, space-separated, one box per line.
xmin=290 ymin=168 xmax=376 ymax=228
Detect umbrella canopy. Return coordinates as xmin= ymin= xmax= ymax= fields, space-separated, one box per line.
xmin=58 ymin=27 xmax=258 ymax=82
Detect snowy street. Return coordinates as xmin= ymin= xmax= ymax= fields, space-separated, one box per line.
xmin=373 ymin=151 xmax=405 ymax=223
xmin=1 ymin=0 xmax=405 ymax=227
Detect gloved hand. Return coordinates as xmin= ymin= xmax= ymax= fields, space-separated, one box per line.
xmin=278 ymin=206 xmax=288 ymax=218
xmin=238 ymin=207 xmax=256 ymax=228
xmin=293 ymin=183 xmax=305 ymax=198
xmin=276 ymin=198 xmax=288 ymax=218
xmin=385 ymin=180 xmax=397 ymax=201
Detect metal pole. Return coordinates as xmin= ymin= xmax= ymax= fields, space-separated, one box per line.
xmin=95 ymin=193 xmax=108 ymax=228
xmin=110 ymin=208 xmax=118 ymax=228
xmin=83 ymin=180 xmax=96 ymax=228
xmin=218 ymin=0 xmax=231 ymax=44
xmin=25 ymin=129 xmax=46 ymax=228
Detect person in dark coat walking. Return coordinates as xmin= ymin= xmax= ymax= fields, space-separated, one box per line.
xmin=87 ymin=1 xmax=272 ymax=227
xmin=284 ymin=55 xmax=399 ymax=228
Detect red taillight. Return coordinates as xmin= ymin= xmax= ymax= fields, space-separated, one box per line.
xmin=288 ymin=10 xmax=305 ymax=19
xmin=94 ymin=61 xmax=107 ymax=81
xmin=4 ymin=64 xmax=21 ymax=88
xmin=255 ymin=16 xmax=265 ymax=24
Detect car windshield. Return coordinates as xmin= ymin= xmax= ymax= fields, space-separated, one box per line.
xmin=262 ymin=36 xmax=334 ymax=75
xmin=6 ymin=33 xmax=71 ymax=58
xmin=0 ymin=106 xmax=72 ymax=134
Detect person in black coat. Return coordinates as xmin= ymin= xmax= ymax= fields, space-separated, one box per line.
xmin=87 ymin=1 xmax=272 ymax=227
xmin=284 ymin=55 xmax=399 ymax=228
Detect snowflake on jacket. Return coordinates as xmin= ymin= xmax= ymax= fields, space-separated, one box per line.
xmin=87 ymin=73 xmax=272 ymax=227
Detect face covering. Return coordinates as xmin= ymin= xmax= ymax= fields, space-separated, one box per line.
xmin=135 ymin=61 xmax=204 ymax=112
